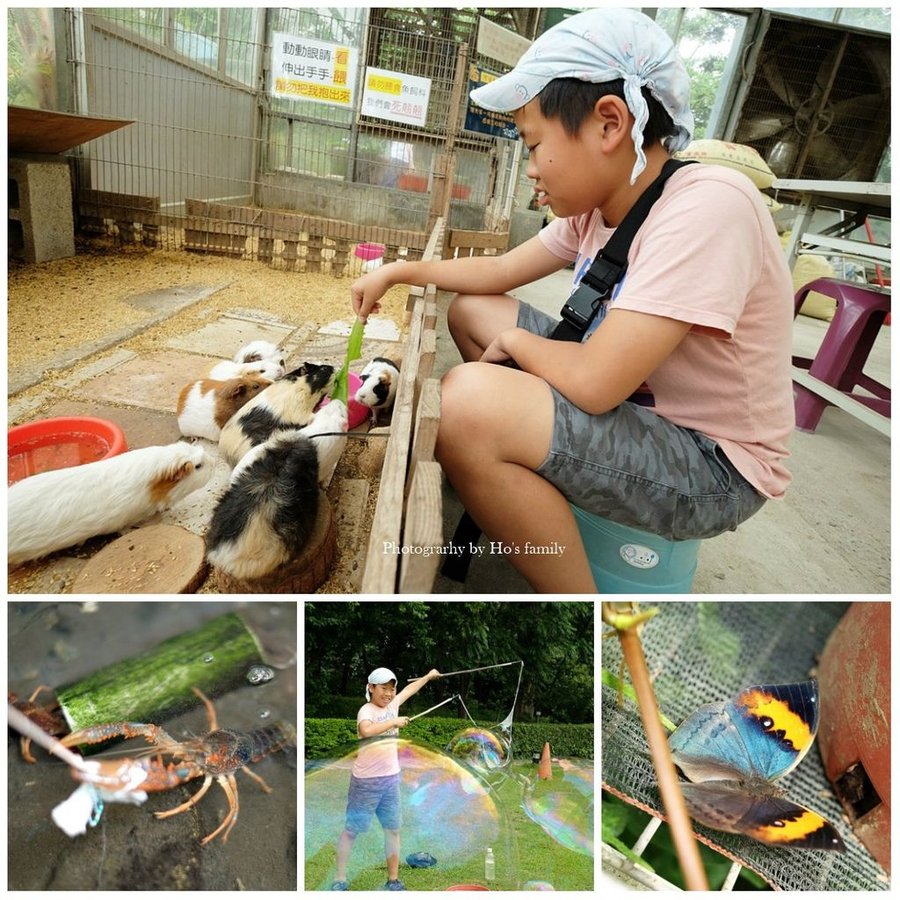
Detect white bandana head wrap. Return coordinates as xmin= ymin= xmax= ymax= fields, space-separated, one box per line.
xmin=470 ymin=8 xmax=694 ymax=184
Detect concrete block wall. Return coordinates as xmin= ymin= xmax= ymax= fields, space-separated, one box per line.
xmin=9 ymin=154 xmax=75 ymax=263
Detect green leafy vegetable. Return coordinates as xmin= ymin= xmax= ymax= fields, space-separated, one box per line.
xmin=331 ymin=317 xmax=365 ymax=405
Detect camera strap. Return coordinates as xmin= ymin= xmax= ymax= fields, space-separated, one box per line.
xmin=550 ymin=157 xmax=695 ymax=342
xmin=441 ymin=158 xmax=696 ymax=584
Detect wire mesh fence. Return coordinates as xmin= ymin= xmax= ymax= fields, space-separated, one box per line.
xmin=31 ymin=7 xmax=532 ymax=270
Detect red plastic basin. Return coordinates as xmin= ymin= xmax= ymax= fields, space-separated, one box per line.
xmin=8 ymin=416 xmax=128 ymax=485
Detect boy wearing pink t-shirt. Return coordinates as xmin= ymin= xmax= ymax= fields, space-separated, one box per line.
xmin=331 ymin=666 xmax=441 ymax=891
xmin=350 ymin=10 xmax=794 ymax=594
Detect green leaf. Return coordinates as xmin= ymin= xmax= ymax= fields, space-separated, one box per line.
xmin=331 ymin=318 xmax=365 ymax=405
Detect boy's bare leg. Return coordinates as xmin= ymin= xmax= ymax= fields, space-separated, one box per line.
xmin=334 ymin=829 xmax=354 ymax=881
xmin=436 ymin=361 xmax=596 ymax=593
xmin=384 ymin=828 xmax=400 ymax=881
xmin=447 ymin=293 xmax=520 ymax=361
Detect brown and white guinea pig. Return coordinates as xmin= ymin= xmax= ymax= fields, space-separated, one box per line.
xmin=207 ymin=340 xmax=287 ymax=382
xmin=176 ymin=373 xmax=271 ymax=442
xmin=8 ymin=443 xmax=211 ymax=567
xmin=355 ymin=357 xmax=400 ymax=424
xmin=218 ymin=361 xmax=335 ymax=467
xmin=206 ymin=430 xmax=322 ymax=581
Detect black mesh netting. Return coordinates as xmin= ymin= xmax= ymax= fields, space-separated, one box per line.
xmin=601 ymin=600 xmax=889 ymax=891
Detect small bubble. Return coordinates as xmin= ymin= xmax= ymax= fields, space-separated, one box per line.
xmin=246 ymin=664 xmax=275 ymax=685
xmin=203 ymin=654 xmax=214 ymax=664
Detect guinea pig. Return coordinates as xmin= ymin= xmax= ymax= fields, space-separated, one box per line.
xmin=234 ymin=340 xmax=283 ymax=367
xmin=176 ymin=373 xmax=271 ymax=442
xmin=8 ymin=443 xmax=212 ymax=567
xmin=297 ymin=397 xmax=348 ymax=489
xmin=207 ymin=358 xmax=284 ymax=382
xmin=207 ymin=340 xmax=287 ymax=382
xmin=218 ymin=361 xmax=335 ymax=467
xmin=355 ymin=357 xmax=400 ymax=424
xmin=206 ymin=430 xmax=321 ymax=581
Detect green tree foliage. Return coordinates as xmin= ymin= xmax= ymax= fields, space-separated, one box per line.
xmin=305 ymin=601 xmax=593 ymax=724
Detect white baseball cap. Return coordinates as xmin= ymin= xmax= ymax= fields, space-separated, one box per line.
xmin=469 ymin=8 xmax=694 ymax=184
xmin=366 ymin=667 xmax=397 ymax=701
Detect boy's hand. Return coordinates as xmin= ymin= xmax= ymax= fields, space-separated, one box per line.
xmin=350 ymin=263 xmax=399 ymax=321
xmin=480 ymin=329 xmax=520 ymax=366
xmin=394 ymin=716 xmax=410 ymax=729
xmin=427 ymin=669 xmax=441 ymax=680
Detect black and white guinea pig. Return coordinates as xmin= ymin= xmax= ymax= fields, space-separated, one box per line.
xmin=218 ymin=361 xmax=335 ymax=466
xmin=8 ymin=443 xmax=212 ymax=567
xmin=355 ymin=357 xmax=400 ymax=424
xmin=176 ymin=373 xmax=270 ymax=442
xmin=206 ymin=430 xmax=321 ymax=581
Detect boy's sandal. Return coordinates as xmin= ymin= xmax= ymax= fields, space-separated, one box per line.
xmin=330 ymin=881 xmax=349 ymax=891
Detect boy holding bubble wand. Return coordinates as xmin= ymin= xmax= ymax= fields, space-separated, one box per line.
xmin=332 ymin=666 xmax=442 ymax=892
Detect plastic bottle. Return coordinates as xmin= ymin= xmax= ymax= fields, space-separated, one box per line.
xmin=484 ymin=847 xmax=495 ymax=882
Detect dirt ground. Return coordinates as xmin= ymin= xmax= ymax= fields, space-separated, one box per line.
xmin=7 ymin=601 xmax=297 ymax=891
xmin=7 ymin=239 xmax=411 ymax=594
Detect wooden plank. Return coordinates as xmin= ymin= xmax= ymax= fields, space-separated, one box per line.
xmin=792 ymin=367 xmax=890 ymax=436
xmin=409 ymin=378 xmax=441 ymax=490
xmin=9 ymin=105 xmax=132 ymax=154
xmin=448 ymin=228 xmax=509 ymax=250
xmin=361 ymin=296 xmax=426 ymax=592
xmin=399 ymin=461 xmax=444 ymax=594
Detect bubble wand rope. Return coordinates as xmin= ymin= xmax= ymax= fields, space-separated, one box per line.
xmin=407 ymin=694 xmax=459 ymax=721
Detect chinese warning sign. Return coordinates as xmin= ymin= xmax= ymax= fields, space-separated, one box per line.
xmin=465 ymin=65 xmax=518 ymax=140
xmin=270 ymin=32 xmax=358 ymax=108
xmin=361 ymin=67 xmax=431 ymax=127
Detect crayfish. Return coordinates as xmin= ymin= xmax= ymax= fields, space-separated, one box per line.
xmin=59 ymin=687 xmax=295 ymax=845
xmin=8 ymin=685 xmax=68 ymax=763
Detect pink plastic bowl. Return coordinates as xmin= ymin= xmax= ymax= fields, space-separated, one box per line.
xmin=355 ymin=242 xmax=385 ymax=262
xmin=319 ymin=372 xmax=370 ymax=429
xmin=8 ymin=416 xmax=128 ymax=486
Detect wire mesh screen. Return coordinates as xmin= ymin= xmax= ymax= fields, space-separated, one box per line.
xmin=64 ymin=8 xmax=523 ymax=267
xmin=732 ymin=17 xmax=890 ymax=181
xmin=601 ymin=601 xmax=888 ymax=891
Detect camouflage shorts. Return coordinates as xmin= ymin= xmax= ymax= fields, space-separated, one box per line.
xmin=517 ymin=301 xmax=766 ymax=540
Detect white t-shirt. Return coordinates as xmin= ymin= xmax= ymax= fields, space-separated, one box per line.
xmin=539 ymin=163 xmax=794 ymax=499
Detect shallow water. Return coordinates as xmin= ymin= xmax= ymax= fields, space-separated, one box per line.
xmin=7 ymin=601 xmax=297 ymax=891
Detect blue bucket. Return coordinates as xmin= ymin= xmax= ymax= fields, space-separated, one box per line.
xmin=570 ymin=505 xmax=700 ymax=593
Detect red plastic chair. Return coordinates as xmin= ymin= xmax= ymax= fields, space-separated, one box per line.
xmin=792 ymin=277 xmax=891 ymax=432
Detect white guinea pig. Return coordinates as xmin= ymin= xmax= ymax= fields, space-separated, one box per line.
xmin=207 ymin=340 xmax=287 ymax=382
xmin=177 ymin=373 xmax=270 ymax=442
xmin=355 ymin=357 xmax=400 ymax=424
xmin=8 ymin=443 xmax=212 ymax=566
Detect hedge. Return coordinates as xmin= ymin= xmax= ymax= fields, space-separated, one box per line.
xmin=305 ymin=717 xmax=593 ymax=760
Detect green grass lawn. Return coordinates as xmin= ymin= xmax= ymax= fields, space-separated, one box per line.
xmin=305 ymin=761 xmax=593 ymax=891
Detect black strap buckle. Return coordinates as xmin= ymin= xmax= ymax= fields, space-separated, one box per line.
xmin=558 ymin=255 xmax=627 ymax=334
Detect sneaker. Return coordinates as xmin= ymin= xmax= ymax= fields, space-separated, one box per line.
xmin=384 ymin=880 xmax=406 ymax=891
xmin=330 ymin=881 xmax=349 ymax=891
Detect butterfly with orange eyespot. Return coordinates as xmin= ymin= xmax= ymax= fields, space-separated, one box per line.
xmin=668 ymin=679 xmax=845 ymax=851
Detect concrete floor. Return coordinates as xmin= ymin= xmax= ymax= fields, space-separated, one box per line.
xmin=431 ymin=269 xmax=890 ymax=595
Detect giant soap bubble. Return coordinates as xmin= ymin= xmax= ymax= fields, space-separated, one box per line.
xmin=522 ymin=758 xmax=594 ymax=857
xmin=305 ymin=738 xmax=518 ymax=890
xmin=445 ymin=726 xmax=511 ymax=777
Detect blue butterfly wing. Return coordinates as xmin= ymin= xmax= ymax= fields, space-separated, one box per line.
xmin=669 ymin=701 xmax=758 ymax=782
xmin=725 ymin=680 xmax=819 ymax=782
xmin=669 ymin=680 xmax=819 ymax=784
xmin=680 ymin=782 xmax=845 ymax=851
